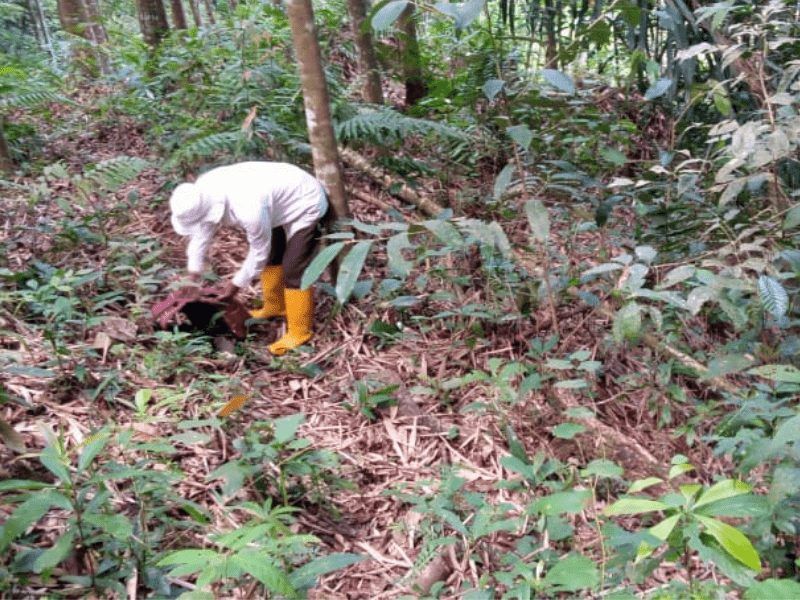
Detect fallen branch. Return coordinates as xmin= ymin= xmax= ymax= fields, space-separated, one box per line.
xmin=340 ymin=147 xmax=446 ymax=218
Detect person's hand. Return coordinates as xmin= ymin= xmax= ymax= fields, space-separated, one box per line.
xmin=213 ymin=280 xmax=239 ymax=302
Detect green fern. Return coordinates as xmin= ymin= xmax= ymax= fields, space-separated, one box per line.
xmin=0 ymin=90 xmax=66 ymax=110
xmin=83 ymin=156 xmax=149 ymax=192
xmin=169 ymin=131 xmax=246 ymax=165
xmin=336 ymin=107 xmax=469 ymax=145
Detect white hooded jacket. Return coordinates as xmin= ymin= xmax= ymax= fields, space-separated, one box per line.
xmin=171 ymin=162 xmax=328 ymax=288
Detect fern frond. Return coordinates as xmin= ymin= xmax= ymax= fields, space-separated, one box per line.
xmin=170 ymin=131 xmax=245 ymax=164
xmin=0 ymin=65 xmax=25 ymax=80
xmin=336 ymin=107 xmax=469 ymax=145
xmin=84 ymin=156 xmax=149 ymax=192
xmin=0 ymin=90 xmax=66 ymax=110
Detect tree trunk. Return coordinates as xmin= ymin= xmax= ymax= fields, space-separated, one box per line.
xmin=83 ymin=0 xmax=110 ymax=73
xmin=544 ymin=0 xmax=558 ymax=67
xmin=0 ymin=118 xmax=13 ymax=175
xmin=57 ymin=0 xmax=105 ymax=74
xmin=398 ymin=5 xmax=427 ymax=106
xmin=188 ymin=0 xmax=202 ymax=27
xmin=136 ymin=0 xmax=170 ymax=46
xmin=170 ymin=0 xmax=187 ymax=29
xmin=346 ymin=0 xmax=383 ymax=104
xmin=285 ymin=0 xmax=349 ymax=219
xmin=203 ymin=0 xmax=215 ymax=24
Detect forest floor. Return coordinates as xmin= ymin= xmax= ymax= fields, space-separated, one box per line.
xmin=1 ymin=93 xmax=731 ymax=598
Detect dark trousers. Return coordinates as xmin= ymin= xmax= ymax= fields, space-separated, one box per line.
xmin=267 ymin=223 xmax=321 ymax=288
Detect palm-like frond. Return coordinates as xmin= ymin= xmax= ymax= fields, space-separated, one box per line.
xmin=337 ymin=107 xmax=469 ymax=145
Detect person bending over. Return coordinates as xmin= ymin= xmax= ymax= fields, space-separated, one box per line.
xmin=170 ymin=161 xmax=328 ymax=355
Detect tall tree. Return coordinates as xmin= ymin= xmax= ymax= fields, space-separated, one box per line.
xmin=136 ymin=0 xmax=169 ymax=46
xmin=202 ymin=0 xmax=215 ymax=24
xmin=57 ymin=0 xmax=109 ymax=74
xmin=398 ymin=4 xmax=426 ymax=106
xmin=170 ymin=0 xmax=187 ymax=30
xmin=346 ymin=0 xmax=383 ymax=104
xmin=285 ymin=0 xmax=349 ymax=218
xmin=188 ymin=0 xmax=202 ymax=27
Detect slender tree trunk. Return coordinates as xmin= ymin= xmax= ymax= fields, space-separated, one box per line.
xmin=285 ymin=0 xmax=349 ymax=218
xmin=544 ymin=0 xmax=558 ymax=67
xmin=188 ymin=0 xmax=202 ymax=26
xmin=26 ymin=0 xmax=45 ymax=45
xmin=0 ymin=118 xmax=13 ymax=175
xmin=203 ymin=0 xmax=215 ymax=24
xmin=170 ymin=0 xmax=187 ymax=29
xmin=346 ymin=0 xmax=383 ymax=104
xmin=136 ymin=0 xmax=170 ymax=46
xmin=57 ymin=0 xmax=104 ymax=74
xmin=398 ymin=5 xmax=427 ymax=106
xmin=228 ymin=0 xmax=237 ymax=10
xmin=83 ymin=0 xmax=110 ymax=73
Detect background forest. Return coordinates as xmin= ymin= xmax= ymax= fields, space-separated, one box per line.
xmin=1 ymin=0 xmax=799 ymax=598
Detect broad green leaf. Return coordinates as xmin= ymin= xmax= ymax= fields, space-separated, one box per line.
xmin=84 ymin=513 xmax=133 ymax=541
xmin=554 ymin=378 xmax=588 ymax=390
xmin=506 ymin=125 xmax=532 ymax=150
xmin=33 ymin=529 xmax=76 ymax=573
xmin=422 ymin=219 xmax=462 ymax=246
xmin=599 ymin=146 xmax=627 ymax=166
xmin=453 ymin=0 xmax=485 ymax=30
xmin=371 ymin=0 xmax=409 ymax=32
xmin=668 ymin=463 xmax=695 ymax=479
xmin=757 ymin=275 xmax=789 ymax=318
xmin=77 ymin=428 xmax=111 ymax=473
xmin=582 ymin=263 xmax=623 ymax=278
xmin=301 ymin=241 xmax=345 ymax=290
xmin=540 ymin=69 xmax=576 ymax=95
xmin=645 ymin=78 xmax=672 ymax=100
xmin=232 ymin=551 xmax=298 ymax=598
xmin=704 ymin=354 xmax=755 ymax=379
xmin=543 ymin=554 xmax=599 ymax=591
xmin=657 ymin=265 xmax=695 ymax=289
xmin=290 ymin=553 xmax=365 ymax=590
xmin=628 ymin=477 xmax=664 ymax=493
xmin=580 ymin=459 xmax=623 ymax=479
xmin=745 ymin=579 xmax=800 ymax=600
xmin=524 ymin=199 xmax=549 ymax=243
xmin=0 ymin=479 xmax=53 ymax=492
xmin=634 ymin=245 xmax=657 ymax=264
xmin=696 ymin=494 xmax=769 ymax=518
xmin=612 ymin=302 xmax=642 ymax=343
xmin=386 ymin=233 xmax=413 ymax=277
xmin=552 ymin=422 xmax=585 ymax=439
xmin=695 ymin=515 xmax=761 ymax=571
xmin=648 ymin=514 xmax=680 ymax=541
xmin=273 ymin=413 xmax=305 ymax=444
xmin=772 ymin=414 xmax=800 ymax=447
xmin=686 ymin=286 xmax=717 ymax=315
xmin=493 ymin=163 xmax=514 ymax=200
xmin=39 ymin=445 xmax=71 ymax=483
xmin=335 ymin=241 xmax=372 ymax=304
xmin=158 ymin=549 xmax=220 ymax=566
xmin=694 ymin=480 xmax=750 ymax=509
xmin=604 ymin=497 xmax=670 ymax=516
xmin=482 ymin=78 xmax=504 ymax=101
xmin=747 ymin=364 xmax=800 ymax=384
xmin=0 ymin=491 xmax=67 ymax=552
xmin=783 ymin=204 xmax=800 ymax=230
xmin=529 ymin=490 xmax=591 ymax=516
xmin=679 ymin=483 xmax=702 ymax=501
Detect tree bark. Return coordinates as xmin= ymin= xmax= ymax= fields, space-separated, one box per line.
xmin=83 ymin=0 xmax=110 ymax=73
xmin=188 ymin=0 xmax=202 ymax=27
xmin=57 ymin=0 xmax=107 ymax=74
xmin=170 ymin=0 xmax=188 ymax=29
xmin=0 ymin=118 xmax=13 ymax=175
xmin=285 ymin=0 xmax=349 ymax=219
xmin=136 ymin=0 xmax=170 ymax=46
xmin=544 ymin=0 xmax=558 ymax=67
xmin=398 ymin=5 xmax=427 ymax=106
xmin=202 ymin=0 xmax=215 ymax=24
xmin=346 ymin=0 xmax=383 ymax=104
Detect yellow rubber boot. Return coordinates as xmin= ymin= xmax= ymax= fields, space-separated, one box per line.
xmin=268 ymin=288 xmax=313 ymax=355
xmin=250 ymin=265 xmax=285 ymax=319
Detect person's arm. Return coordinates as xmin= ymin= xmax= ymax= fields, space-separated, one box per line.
xmin=231 ymin=212 xmax=272 ymax=290
xmin=186 ymin=222 xmax=216 ymax=278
